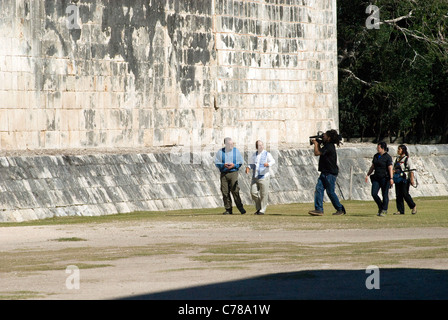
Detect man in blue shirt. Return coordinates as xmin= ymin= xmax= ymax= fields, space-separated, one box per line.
xmin=215 ymin=137 xmax=246 ymax=215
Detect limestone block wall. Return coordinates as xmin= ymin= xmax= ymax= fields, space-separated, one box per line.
xmin=1 ymin=144 xmax=447 ymax=222
xmin=0 ymin=0 xmax=338 ymax=151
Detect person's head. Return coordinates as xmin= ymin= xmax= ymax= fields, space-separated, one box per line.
xmin=224 ymin=137 xmax=234 ymax=150
xmin=377 ymin=141 xmax=389 ymax=154
xmin=255 ymin=140 xmax=264 ymax=152
xmin=323 ymin=129 xmax=341 ymax=146
xmin=398 ymin=144 xmax=409 ymax=157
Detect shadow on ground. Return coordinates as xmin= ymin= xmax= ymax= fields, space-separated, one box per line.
xmin=121 ymin=268 xmax=448 ymax=300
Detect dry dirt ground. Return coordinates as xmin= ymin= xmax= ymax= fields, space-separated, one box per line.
xmin=1 ymin=218 xmax=448 ymax=300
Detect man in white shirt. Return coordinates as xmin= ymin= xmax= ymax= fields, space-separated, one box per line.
xmin=245 ymin=140 xmax=275 ymax=215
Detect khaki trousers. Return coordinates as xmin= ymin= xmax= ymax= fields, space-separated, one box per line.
xmin=250 ymin=176 xmax=270 ymax=213
xmin=220 ymin=171 xmax=243 ymax=211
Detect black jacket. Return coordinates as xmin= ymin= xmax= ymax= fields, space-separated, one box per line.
xmin=318 ymin=143 xmax=338 ymax=176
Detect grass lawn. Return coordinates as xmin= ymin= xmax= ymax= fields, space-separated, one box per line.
xmin=1 ymin=196 xmax=447 ymax=230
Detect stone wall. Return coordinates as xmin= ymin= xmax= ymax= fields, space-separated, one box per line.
xmin=0 ymin=0 xmax=338 ymax=150
xmin=1 ymin=144 xmax=447 ymax=222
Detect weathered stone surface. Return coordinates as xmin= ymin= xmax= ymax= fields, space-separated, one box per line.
xmin=3 ymin=1 xmax=440 ymax=223
xmin=1 ymin=0 xmax=338 ymax=150
xmin=0 ymin=144 xmax=447 ymax=222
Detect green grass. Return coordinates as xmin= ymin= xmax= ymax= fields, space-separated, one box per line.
xmin=4 ymin=238 xmax=446 ymax=275
xmin=52 ymin=237 xmax=87 ymax=242
xmin=1 ymin=196 xmax=447 ymax=230
xmin=0 ymin=243 xmax=192 ymax=273
xmin=0 ymin=291 xmax=47 ymax=300
xmin=192 ymin=238 xmax=448 ymax=267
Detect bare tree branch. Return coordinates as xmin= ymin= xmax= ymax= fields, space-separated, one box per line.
xmin=338 ymin=48 xmax=356 ymax=65
xmin=339 ymin=68 xmax=379 ymax=87
xmin=381 ymin=10 xmax=448 ymax=49
xmin=383 ymin=10 xmax=413 ymax=24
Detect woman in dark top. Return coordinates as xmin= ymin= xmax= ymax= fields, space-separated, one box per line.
xmin=365 ymin=142 xmax=394 ymax=216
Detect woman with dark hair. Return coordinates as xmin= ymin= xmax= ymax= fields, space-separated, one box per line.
xmin=365 ymin=142 xmax=394 ymax=216
xmin=393 ymin=145 xmax=417 ymax=215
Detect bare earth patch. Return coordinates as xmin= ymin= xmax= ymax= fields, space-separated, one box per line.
xmin=1 ymin=217 xmax=448 ymax=300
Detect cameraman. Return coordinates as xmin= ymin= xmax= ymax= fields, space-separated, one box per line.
xmin=308 ymin=130 xmax=346 ymax=216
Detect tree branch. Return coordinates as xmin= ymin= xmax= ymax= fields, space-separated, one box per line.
xmin=381 ymin=10 xmax=448 ymax=48
xmin=339 ymin=68 xmax=379 ymax=87
xmin=382 ymin=10 xmax=413 ymax=24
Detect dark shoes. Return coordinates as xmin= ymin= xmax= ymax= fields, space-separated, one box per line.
xmin=333 ymin=206 xmax=346 ymax=216
xmin=223 ymin=207 xmax=246 ymax=215
xmin=308 ymin=210 xmax=324 ymax=216
xmin=377 ymin=210 xmax=387 ymax=217
xmin=254 ymin=211 xmax=264 ymax=215
xmin=309 ymin=206 xmax=346 ymax=216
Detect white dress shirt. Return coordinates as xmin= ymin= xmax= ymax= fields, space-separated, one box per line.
xmin=247 ymin=150 xmax=275 ymax=179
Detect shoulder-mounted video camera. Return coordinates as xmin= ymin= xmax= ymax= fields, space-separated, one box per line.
xmin=309 ymin=131 xmax=324 ymax=145
xmin=309 ymin=130 xmax=343 ymax=145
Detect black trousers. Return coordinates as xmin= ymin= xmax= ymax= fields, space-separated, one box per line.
xmin=395 ymin=181 xmax=416 ymax=214
xmin=371 ymin=176 xmax=390 ymax=212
